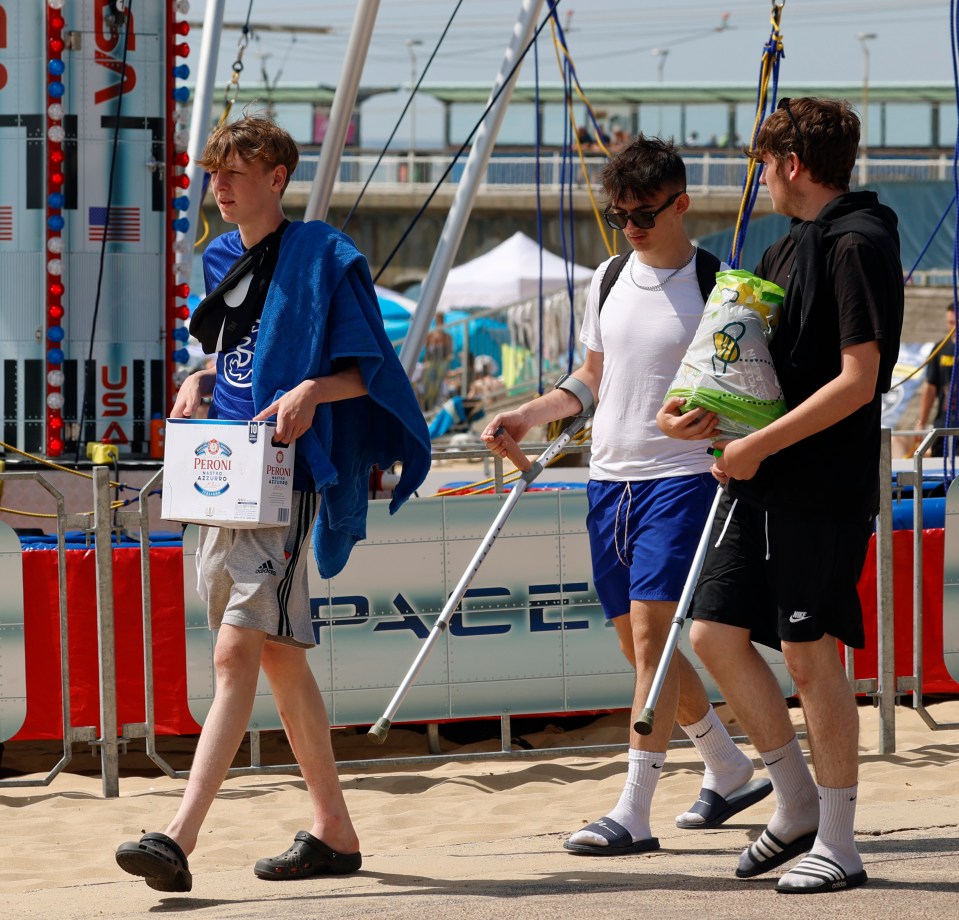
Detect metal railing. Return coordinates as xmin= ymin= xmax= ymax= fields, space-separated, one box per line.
xmin=289 ymin=152 xmax=956 ymax=194
xmin=0 ymin=472 xmax=98 ymax=791
xmin=5 ymin=427 xmax=959 ymax=791
xmin=0 ymin=467 xmax=164 ymax=796
xmin=845 ymin=428 xmax=896 ymax=753
xmin=901 ymin=428 xmax=959 ymax=733
xmin=116 ymin=468 xmax=176 ymax=781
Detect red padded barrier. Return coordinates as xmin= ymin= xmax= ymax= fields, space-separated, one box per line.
xmin=10 ymin=530 xmax=958 ymax=741
xmin=13 ymin=547 xmax=201 ymax=740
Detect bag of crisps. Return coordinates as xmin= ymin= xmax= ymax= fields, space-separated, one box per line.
xmin=665 ymin=269 xmax=787 ymax=438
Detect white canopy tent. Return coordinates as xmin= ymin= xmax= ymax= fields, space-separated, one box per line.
xmin=436 ymin=232 xmax=595 ymax=312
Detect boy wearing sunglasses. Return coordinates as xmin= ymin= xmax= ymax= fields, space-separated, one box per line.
xmin=484 ymin=135 xmax=772 ymax=857
xmin=659 ymin=97 xmax=903 ymax=893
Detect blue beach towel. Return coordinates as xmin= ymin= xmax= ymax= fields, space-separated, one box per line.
xmin=254 ymin=220 xmax=430 ymax=577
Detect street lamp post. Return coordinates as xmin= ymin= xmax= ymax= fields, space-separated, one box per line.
xmin=651 ymin=47 xmax=669 ymax=82
xmin=405 ymin=38 xmax=422 ymax=182
xmin=651 ymin=47 xmax=669 ymax=134
xmin=857 ymin=32 xmax=877 ymax=185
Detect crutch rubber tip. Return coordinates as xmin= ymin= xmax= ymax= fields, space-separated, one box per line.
xmin=367 ymin=718 xmax=391 ymax=744
xmin=633 ymin=709 xmax=655 ymax=736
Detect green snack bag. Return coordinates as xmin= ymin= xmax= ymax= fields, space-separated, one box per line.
xmin=666 ymin=269 xmax=787 ymax=438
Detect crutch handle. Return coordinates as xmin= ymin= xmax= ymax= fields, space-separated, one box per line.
xmin=634 ymin=708 xmax=655 ymax=735
xmin=368 ymin=717 xmax=392 ymax=744
xmin=493 ymin=426 xmax=532 ymax=472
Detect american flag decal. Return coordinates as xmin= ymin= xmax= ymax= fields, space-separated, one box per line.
xmin=88 ymin=205 xmax=141 ymax=242
xmin=0 ymin=206 xmax=12 ymax=242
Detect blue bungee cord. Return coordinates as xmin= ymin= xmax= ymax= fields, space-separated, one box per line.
xmin=558 ymin=31 xmax=578 ymax=374
xmin=553 ymin=48 xmax=576 ymax=376
xmin=945 ymin=0 xmax=959 ymax=479
xmin=534 ymin=36 xmax=545 ymax=396
xmin=728 ymin=2 xmax=786 ymax=268
xmin=904 ymin=194 xmax=957 ymax=284
xmin=547 ymin=1 xmax=602 ymax=376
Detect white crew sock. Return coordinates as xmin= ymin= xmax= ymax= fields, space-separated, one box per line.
xmin=760 ymin=737 xmax=819 ymax=842
xmin=778 ymin=784 xmax=863 ymax=889
xmin=684 ymin=706 xmax=755 ymax=794
xmin=674 ymin=705 xmax=755 ymax=826
xmin=567 ymin=748 xmax=662 ymax=846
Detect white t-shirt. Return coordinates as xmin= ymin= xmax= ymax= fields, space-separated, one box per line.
xmin=580 ymin=251 xmax=716 ymax=481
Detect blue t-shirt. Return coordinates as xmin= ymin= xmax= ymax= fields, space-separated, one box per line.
xmin=201 ymin=230 xmax=313 ymax=490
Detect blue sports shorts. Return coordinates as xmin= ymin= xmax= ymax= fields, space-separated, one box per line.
xmin=586 ymin=473 xmax=716 ymax=620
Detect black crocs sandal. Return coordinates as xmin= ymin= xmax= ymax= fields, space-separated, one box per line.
xmin=254 ymin=830 xmax=362 ymax=880
xmin=116 ymin=832 xmax=193 ymax=893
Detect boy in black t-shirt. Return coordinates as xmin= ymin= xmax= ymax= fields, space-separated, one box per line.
xmin=658 ymin=97 xmax=904 ymax=894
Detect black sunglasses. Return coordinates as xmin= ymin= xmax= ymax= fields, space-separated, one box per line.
xmin=777 ymin=97 xmax=805 ymax=161
xmin=603 ymin=189 xmax=685 ymax=231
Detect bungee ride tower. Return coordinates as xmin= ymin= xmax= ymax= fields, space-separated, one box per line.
xmin=0 ymin=0 xmax=193 ymax=460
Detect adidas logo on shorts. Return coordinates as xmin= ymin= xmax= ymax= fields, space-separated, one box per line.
xmin=255 ymin=560 xmax=278 ymax=576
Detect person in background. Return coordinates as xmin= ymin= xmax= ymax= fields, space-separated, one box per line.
xmin=609 ymin=127 xmax=630 ymax=153
xmin=420 ymin=313 xmax=455 ymax=410
xmin=425 ymin=313 xmax=454 ymax=363
xmin=917 ymin=305 xmax=957 ymax=457
xmin=576 ymin=125 xmax=598 ymax=152
xmin=467 ymin=354 xmax=505 ymax=402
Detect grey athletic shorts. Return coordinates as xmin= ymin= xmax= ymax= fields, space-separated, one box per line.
xmin=196 ymin=490 xmax=319 ymax=648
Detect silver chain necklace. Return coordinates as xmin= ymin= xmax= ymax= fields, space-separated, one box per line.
xmin=629 ymin=248 xmax=697 ymax=292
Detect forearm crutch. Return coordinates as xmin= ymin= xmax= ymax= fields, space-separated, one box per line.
xmin=368 ymin=413 xmax=591 ymax=743
xmin=634 ymin=483 xmax=724 ymax=736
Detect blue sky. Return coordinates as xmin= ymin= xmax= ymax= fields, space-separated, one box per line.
xmin=186 ymin=1 xmax=954 ymax=146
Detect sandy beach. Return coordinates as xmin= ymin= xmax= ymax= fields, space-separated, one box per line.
xmin=1 ymin=700 xmax=957 ymax=920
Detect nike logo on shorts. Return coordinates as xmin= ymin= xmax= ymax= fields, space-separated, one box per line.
xmin=789 ymin=611 xmax=811 ymax=623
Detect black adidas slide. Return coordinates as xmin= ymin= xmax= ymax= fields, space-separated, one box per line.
xmin=736 ymin=827 xmax=817 ymax=878
xmin=776 ymin=854 xmax=868 ymax=894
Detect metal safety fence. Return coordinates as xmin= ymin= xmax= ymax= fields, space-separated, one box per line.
xmin=288 ymin=153 xmax=957 ymax=195
xmin=1 ymin=429 xmax=957 ymax=796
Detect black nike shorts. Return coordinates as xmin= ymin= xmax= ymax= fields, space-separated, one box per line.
xmin=690 ymin=490 xmax=872 ymax=650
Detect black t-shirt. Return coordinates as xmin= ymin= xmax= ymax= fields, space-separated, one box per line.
xmin=728 ymin=193 xmax=904 ymax=518
xmin=925 ymin=348 xmax=956 ymax=428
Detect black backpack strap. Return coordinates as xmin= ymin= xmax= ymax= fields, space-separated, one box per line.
xmin=694 ymin=247 xmax=722 ymax=302
xmin=601 ymin=248 xmax=720 ymax=313
xmin=598 ymin=251 xmax=631 ymax=314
